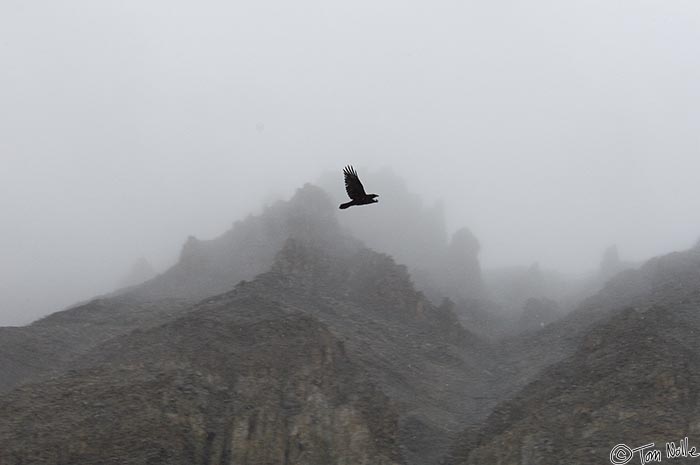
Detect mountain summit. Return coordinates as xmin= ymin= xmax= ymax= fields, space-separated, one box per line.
xmin=0 ymin=182 xmax=501 ymax=465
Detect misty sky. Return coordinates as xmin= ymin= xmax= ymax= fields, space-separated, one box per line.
xmin=2 ymin=0 xmax=700 ymax=326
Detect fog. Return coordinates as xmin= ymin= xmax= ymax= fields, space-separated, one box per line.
xmin=2 ymin=0 xmax=700 ymax=325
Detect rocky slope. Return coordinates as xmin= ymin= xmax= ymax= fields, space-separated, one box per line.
xmin=0 ymin=296 xmax=193 ymax=393
xmin=6 ymin=178 xmax=689 ymax=465
xmin=0 ymin=299 xmax=401 ymax=465
xmin=0 ymin=184 xmax=506 ymax=465
xmin=494 ymin=244 xmax=700 ymax=382
xmin=449 ymin=244 xmax=700 ymax=464
xmin=0 ymin=184 xmax=341 ymax=394
xmin=0 ymin=239 xmax=498 ymax=465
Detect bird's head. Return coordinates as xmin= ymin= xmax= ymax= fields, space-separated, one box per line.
xmin=369 ymin=194 xmax=379 ymax=203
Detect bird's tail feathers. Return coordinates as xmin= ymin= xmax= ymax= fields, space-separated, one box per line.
xmin=339 ymin=201 xmax=353 ymax=210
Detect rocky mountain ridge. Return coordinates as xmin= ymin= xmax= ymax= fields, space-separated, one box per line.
xmin=0 ymin=184 xmax=342 ymax=394
xmin=0 ymin=185 xmax=503 ymax=465
xmin=2 ymin=181 xmax=697 ymax=465
xmin=448 ymin=245 xmax=700 ymax=464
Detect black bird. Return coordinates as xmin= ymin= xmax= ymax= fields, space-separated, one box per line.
xmin=339 ymin=165 xmax=379 ymax=209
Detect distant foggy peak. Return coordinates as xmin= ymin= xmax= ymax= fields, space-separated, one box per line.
xmin=118 ymin=257 xmax=157 ymax=288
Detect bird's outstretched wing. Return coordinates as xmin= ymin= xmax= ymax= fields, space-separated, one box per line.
xmin=343 ymin=165 xmax=367 ymax=200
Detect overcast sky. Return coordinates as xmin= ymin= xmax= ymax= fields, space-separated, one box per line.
xmin=2 ymin=0 xmax=699 ymax=325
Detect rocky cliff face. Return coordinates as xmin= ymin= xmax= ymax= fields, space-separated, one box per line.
xmin=186 ymin=239 xmax=498 ymax=465
xmin=448 ymin=245 xmax=700 ymax=465
xmin=0 ymin=301 xmax=401 ymax=465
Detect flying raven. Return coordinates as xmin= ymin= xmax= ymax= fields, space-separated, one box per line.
xmin=339 ymin=165 xmax=379 ymax=209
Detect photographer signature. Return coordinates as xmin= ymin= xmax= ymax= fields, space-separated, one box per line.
xmin=610 ymin=437 xmax=700 ymax=464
